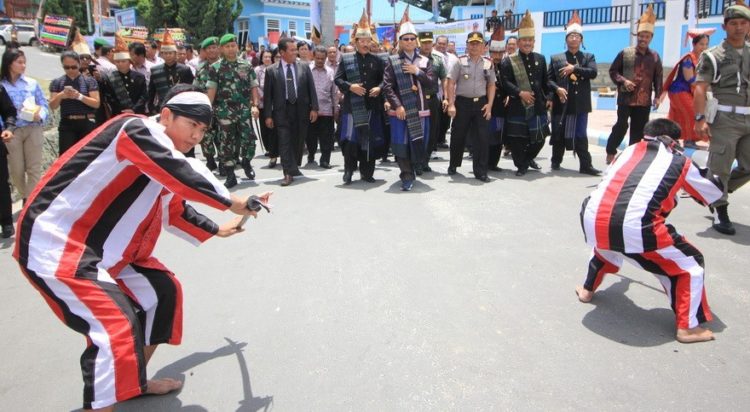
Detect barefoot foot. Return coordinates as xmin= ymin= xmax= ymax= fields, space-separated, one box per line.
xmin=676 ymin=327 xmax=715 ymax=343
xmin=145 ymin=378 xmax=183 ymax=395
xmin=575 ymin=285 xmax=594 ymax=303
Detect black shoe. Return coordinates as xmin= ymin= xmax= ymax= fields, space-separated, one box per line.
xmin=712 ymin=205 xmax=736 ymax=235
xmin=362 ymin=176 xmax=376 ymax=183
xmin=489 ymin=166 xmax=503 ymax=172
xmin=580 ymin=167 xmax=602 ymax=176
xmin=447 ymin=167 xmax=457 ymax=175
xmin=291 ymin=169 xmax=303 ymax=177
xmin=224 ymin=169 xmax=238 ymax=188
xmin=528 ymin=159 xmax=541 ymax=170
xmin=380 ymin=157 xmax=391 ymax=163
xmin=476 ymin=175 xmax=490 ymax=182
xmin=423 ymin=165 xmax=432 ymax=172
xmin=515 ymin=168 xmax=527 ymax=176
xmin=268 ymin=158 xmax=277 ymax=168
xmin=218 ymin=163 xmax=226 ymax=177
xmin=206 ymin=155 xmax=217 ymax=171
xmin=551 ymin=162 xmax=560 ymax=171
xmin=343 ymin=171 xmax=353 ymax=185
xmin=319 ymin=162 xmax=332 ymax=169
xmin=1 ymin=224 xmax=14 ymax=239
xmin=242 ymin=158 xmax=255 ymax=180
xmin=415 ymin=165 xmax=423 ymax=176
xmin=307 ymin=156 xmax=315 ymax=164
xmin=438 ymin=143 xmax=450 ymax=149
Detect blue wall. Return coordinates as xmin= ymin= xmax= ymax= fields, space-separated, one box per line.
xmin=514 ymin=0 xmax=614 ymax=13
xmin=542 ymin=26 xmax=665 ymax=63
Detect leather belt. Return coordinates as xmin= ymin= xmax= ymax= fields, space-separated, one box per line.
xmin=456 ymin=96 xmax=485 ymax=103
xmin=717 ymin=104 xmax=750 ymax=115
xmin=63 ymin=114 xmax=96 ymax=120
xmin=425 ymin=95 xmax=432 ymax=99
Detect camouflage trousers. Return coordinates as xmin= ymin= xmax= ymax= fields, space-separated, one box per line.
xmin=218 ymin=115 xmax=256 ymax=167
xmin=200 ymin=119 xmax=220 ymax=159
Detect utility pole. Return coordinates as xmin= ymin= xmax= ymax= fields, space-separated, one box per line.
xmin=320 ymin=0 xmax=335 ymax=45
xmin=630 ymin=0 xmax=638 ymax=47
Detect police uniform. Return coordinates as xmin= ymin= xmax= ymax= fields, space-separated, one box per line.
xmin=694 ymin=3 xmax=750 ymax=235
xmin=447 ymin=31 xmax=496 ymax=181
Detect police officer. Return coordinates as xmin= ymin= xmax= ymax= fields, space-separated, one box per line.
xmin=193 ymin=36 xmax=221 ymax=171
xmin=694 ymin=2 xmax=750 ymax=235
xmin=206 ymin=33 xmax=260 ymax=188
xmin=446 ymin=31 xmax=496 ymax=182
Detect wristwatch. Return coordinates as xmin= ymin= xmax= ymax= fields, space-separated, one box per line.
xmin=695 ymin=113 xmax=706 ymax=121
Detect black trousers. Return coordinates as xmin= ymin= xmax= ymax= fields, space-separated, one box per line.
xmin=1 ymin=144 xmax=12 ymax=226
xmin=306 ymin=115 xmax=334 ymax=164
xmin=450 ymin=97 xmax=489 ymax=177
xmin=488 ymin=125 xmax=505 ymax=169
xmin=439 ymin=108 xmax=451 ymax=145
xmin=259 ymin=115 xmax=278 ymax=158
xmin=58 ymin=118 xmax=96 ymax=156
xmin=276 ymin=102 xmax=309 ymax=174
xmin=606 ymin=105 xmax=651 ymax=155
xmin=551 ymin=137 xmax=593 ymax=170
xmin=425 ymin=96 xmax=442 ymax=165
xmin=508 ymin=136 xmax=545 ymax=171
xmin=342 ymin=140 xmax=376 ymax=178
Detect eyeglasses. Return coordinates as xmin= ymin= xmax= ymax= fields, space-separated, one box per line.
xmin=401 ymin=37 xmax=417 ymax=42
xmin=63 ymin=65 xmax=79 ymax=70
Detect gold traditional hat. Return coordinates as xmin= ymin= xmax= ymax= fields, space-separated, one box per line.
xmin=160 ymin=28 xmax=177 ymax=52
xmin=637 ymin=4 xmax=657 ymax=34
xmin=113 ymin=32 xmax=130 ymax=61
xmin=71 ymin=29 xmax=91 ymax=56
xmin=354 ymin=9 xmax=373 ymax=39
xmin=398 ymin=5 xmax=418 ymax=39
xmin=566 ymin=11 xmax=583 ymax=37
xmin=311 ymin=25 xmax=321 ymax=45
xmin=518 ymin=10 xmax=535 ymax=39
xmin=488 ymin=26 xmax=506 ymax=52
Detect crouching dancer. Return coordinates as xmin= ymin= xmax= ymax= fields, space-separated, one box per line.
xmin=576 ymin=119 xmax=723 ymax=344
xmin=12 ymin=85 xmax=270 ymax=411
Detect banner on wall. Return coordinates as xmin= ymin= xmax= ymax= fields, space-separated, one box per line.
xmin=336 ymin=19 xmax=482 ymax=54
xmin=116 ymin=26 xmax=149 ymax=45
xmin=115 ymin=8 xmax=138 ymax=29
xmin=40 ymin=15 xmax=74 ymax=48
xmin=100 ymin=17 xmax=117 ymax=36
xmin=152 ymin=28 xmax=187 ymax=44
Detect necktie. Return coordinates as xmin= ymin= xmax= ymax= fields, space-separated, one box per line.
xmin=286 ymin=64 xmax=297 ymax=104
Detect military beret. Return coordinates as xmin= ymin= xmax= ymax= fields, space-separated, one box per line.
xmin=201 ymin=36 xmax=219 ymax=48
xmin=93 ymin=38 xmax=110 ymax=47
xmin=418 ymin=31 xmax=434 ymax=43
xmin=219 ymin=33 xmax=237 ymax=46
xmin=467 ymin=31 xmax=484 ymax=43
xmin=725 ymin=4 xmax=750 ymax=21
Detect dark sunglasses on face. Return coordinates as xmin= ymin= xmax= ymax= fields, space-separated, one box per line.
xmin=63 ymin=65 xmax=79 ymax=70
xmin=401 ymin=37 xmax=417 ymax=42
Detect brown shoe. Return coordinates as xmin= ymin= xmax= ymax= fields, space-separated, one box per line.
xmin=280 ymin=174 xmax=293 ymax=186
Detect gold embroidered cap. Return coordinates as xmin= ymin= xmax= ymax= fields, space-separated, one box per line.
xmin=354 ymin=9 xmax=373 ymax=39
xmin=160 ymin=28 xmax=177 ymax=52
xmin=637 ymin=4 xmax=657 ymax=34
xmin=113 ymin=32 xmax=130 ymax=61
xmin=518 ymin=10 xmax=535 ymax=39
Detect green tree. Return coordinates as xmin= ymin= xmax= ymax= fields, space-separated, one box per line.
xmin=118 ymin=0 xmax=152 ymax=26
xmin=43 ymin=0 xmax=90 ymax=34
xmin=147 ymin=0 xmax=179 ymax=31
xmin=196 ymin=0 xmax=243 ymax=40
xmin=177 ymin=0 xmax=209 ymax=37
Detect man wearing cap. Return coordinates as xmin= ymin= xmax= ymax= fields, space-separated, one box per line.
xmin=694 ymin=0 xmax=750 ymax=235
xmin=206 ymin=33 xmax=261 ymax=188
xmin=193 ymin=36 xmax=221 ymax=171
xmin=335 ymin=11 xmax=387 ymax=185
xmin=383 ymin=18 xmax=435 ymax=191
xmin=446 ymin=31 xmax=495 ymax=182
xmin=547 ymin=11 xmax=601 ymax=176
xmin=148 ymin=30 xmax=194 ymax=114
xmin=501 ymin=10 xmax=552 ymax=176
xmin=101 ymin=34 xmax=148 ymax=116
xmin=605 ymin=5 xmax=662 ymax=164
xmin=418 ymin=31 xmax=448 ymax=172
xmin=13 ymin=84 xmax=270 ymax=412
xmin=487 ymin=30 xmax=507 ymax=172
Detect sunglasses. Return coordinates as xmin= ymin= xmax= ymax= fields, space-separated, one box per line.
xmin=401 ymin=37 xmax=417 ymax=42
xmin=63 ymin=65 xmax=80 ymax=70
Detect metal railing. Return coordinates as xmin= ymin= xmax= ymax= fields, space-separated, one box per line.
xmin=684 ymin=0 xmax=733 ymax=19
xmin=543 ymin=2 xmax=666 ymax=28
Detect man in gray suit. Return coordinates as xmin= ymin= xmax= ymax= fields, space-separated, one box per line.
xmin=263 ymin=38 xmax=319 ymax=186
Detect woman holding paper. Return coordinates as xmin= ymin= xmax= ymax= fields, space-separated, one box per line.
xmin=0 ymin=48 xmax=49 ymax=204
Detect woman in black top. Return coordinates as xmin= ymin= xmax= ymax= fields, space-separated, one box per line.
xmin=48 ymin=51 xmax=101 ymax=155
xmin=0 ymin=83 xmax=18 ymax=238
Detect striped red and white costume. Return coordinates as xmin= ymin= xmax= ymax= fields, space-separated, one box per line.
xmin=580 ymin=137 xmax=723 ymax=329
xmin=13 ymin=114 xmax=232 ymax=410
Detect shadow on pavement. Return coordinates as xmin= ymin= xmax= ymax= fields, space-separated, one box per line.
xmin=112 ymin=339 xmax=272 ymax=412
xmin=580 ymin=276 xmax=726 ymax=347
xmin=384 ymin=180 xmax=434 ymax=194
xmin=336 ymin=179 xmax=387 ymax=191
xmin=695 ymin=217 xmax=750 ymax=246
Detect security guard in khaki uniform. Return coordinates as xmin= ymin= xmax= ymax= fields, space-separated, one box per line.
xmin=446 ymin=31 xmax=496 ymax=182
xmin=694 ymin=1 xmax=750 ymax=235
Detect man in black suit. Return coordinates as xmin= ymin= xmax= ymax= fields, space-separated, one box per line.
xmin=148 ymin=30 xmax=195 ymax=114
xmin=101 ymin=41 xmax=148 ymax=115
xmin=263 ymin=37 xmax=319 ymax=186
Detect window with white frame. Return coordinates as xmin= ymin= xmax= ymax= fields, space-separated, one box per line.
xmin=267 ymin=19 xmax=280 ymax=33
xmin=288 ymin=21 xmax=297 ymax=37
xmin=305 ymin=21 xmax=311 ymax=39
xmin=237 ymin=19 xmax=249 ymax=47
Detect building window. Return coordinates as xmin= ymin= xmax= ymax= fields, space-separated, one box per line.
xmin=470 ymin=13 xmax=484 ymax=19
xmin=288 ymin=20 xmax=297 ymax=38
xmin=267 ymin=19 xmax=280 ymax=33
xmin=305 ymin=21 xmax=311 ymax=39
xmin=237 ymin=19 xmax=249 ymax=47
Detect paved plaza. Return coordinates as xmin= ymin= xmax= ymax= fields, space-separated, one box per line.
xmin=1 ymin=140 xmax=749 ymax=411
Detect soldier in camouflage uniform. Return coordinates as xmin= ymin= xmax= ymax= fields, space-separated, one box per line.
xmin=206 ymin=33 xmax=260 ymax=188
xmin=193 ymin=36 xmax=222 ymax=171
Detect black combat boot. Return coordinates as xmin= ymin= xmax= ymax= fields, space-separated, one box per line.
xmin=712 ymin=205 xmax=736 ymax=235
xmin=242 ymin=158 xmax=255 ymax=180
xmin=224 ymin=168 xmax=238 ymax=188
xmin=205 ymin=154 xmax=217 ymax=171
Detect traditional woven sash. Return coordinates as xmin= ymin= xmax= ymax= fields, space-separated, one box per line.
xmin=151 ymin=65 xmax=171 ymax=102
xmin=621 ymin=46 xmax=636 ymax=93
xmin=107 ymin=71 xmax=134 ymax=110
xmin=342 ymin=53 xmax=370 ymax=128
xmin=389 ymin=54 xmax=424 ymax=143
xmin=509 ymin=53 xmax=535 ymax=117
xmin=551 ymin=53 xmax=569 ymax=86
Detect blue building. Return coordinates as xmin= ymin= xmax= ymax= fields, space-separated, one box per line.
xmin=235 ymin=0 xmax=442 ymax=47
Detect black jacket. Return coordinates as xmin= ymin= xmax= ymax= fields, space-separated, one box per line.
xmin=501 ymin=51 xmax=554 ymax=117
xmin=101 ymin=70 xmax=149 ymax=115
xmin=0 ymin=85 xmax=17 ymax=156
xmin=334 ymin=52 xmax=385 ymax=114
xmin=547 ymin=50 xmax=597 ymax=115
xmin=263 ymin=61 xmax=319 ymax=126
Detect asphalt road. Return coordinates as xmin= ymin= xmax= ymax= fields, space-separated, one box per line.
xmin=1 ymin=138 xmax=749 ymax=411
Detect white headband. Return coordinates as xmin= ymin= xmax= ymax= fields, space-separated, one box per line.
xmin=166 ymin=91 xmax=211 ymax=107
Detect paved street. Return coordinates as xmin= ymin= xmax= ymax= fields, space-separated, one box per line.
xmin=1 ymin=46 xmax=749 ymax=411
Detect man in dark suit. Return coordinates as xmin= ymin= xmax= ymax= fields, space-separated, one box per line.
xmin=148 ymin=30 xmax=195 ymax=114
xmin=263 ymin=37 xmax=319 ymax=186
xmin=101 ymin=38 xmax=148 ymax=115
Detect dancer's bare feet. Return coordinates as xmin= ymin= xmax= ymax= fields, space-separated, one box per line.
xmin=575 ymin=285 xmax=594 ymax=303
xmin=145 ymin=378 xmax=183 ymax=395
xmin=676 ymin=327 xmax=715 ymax=343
